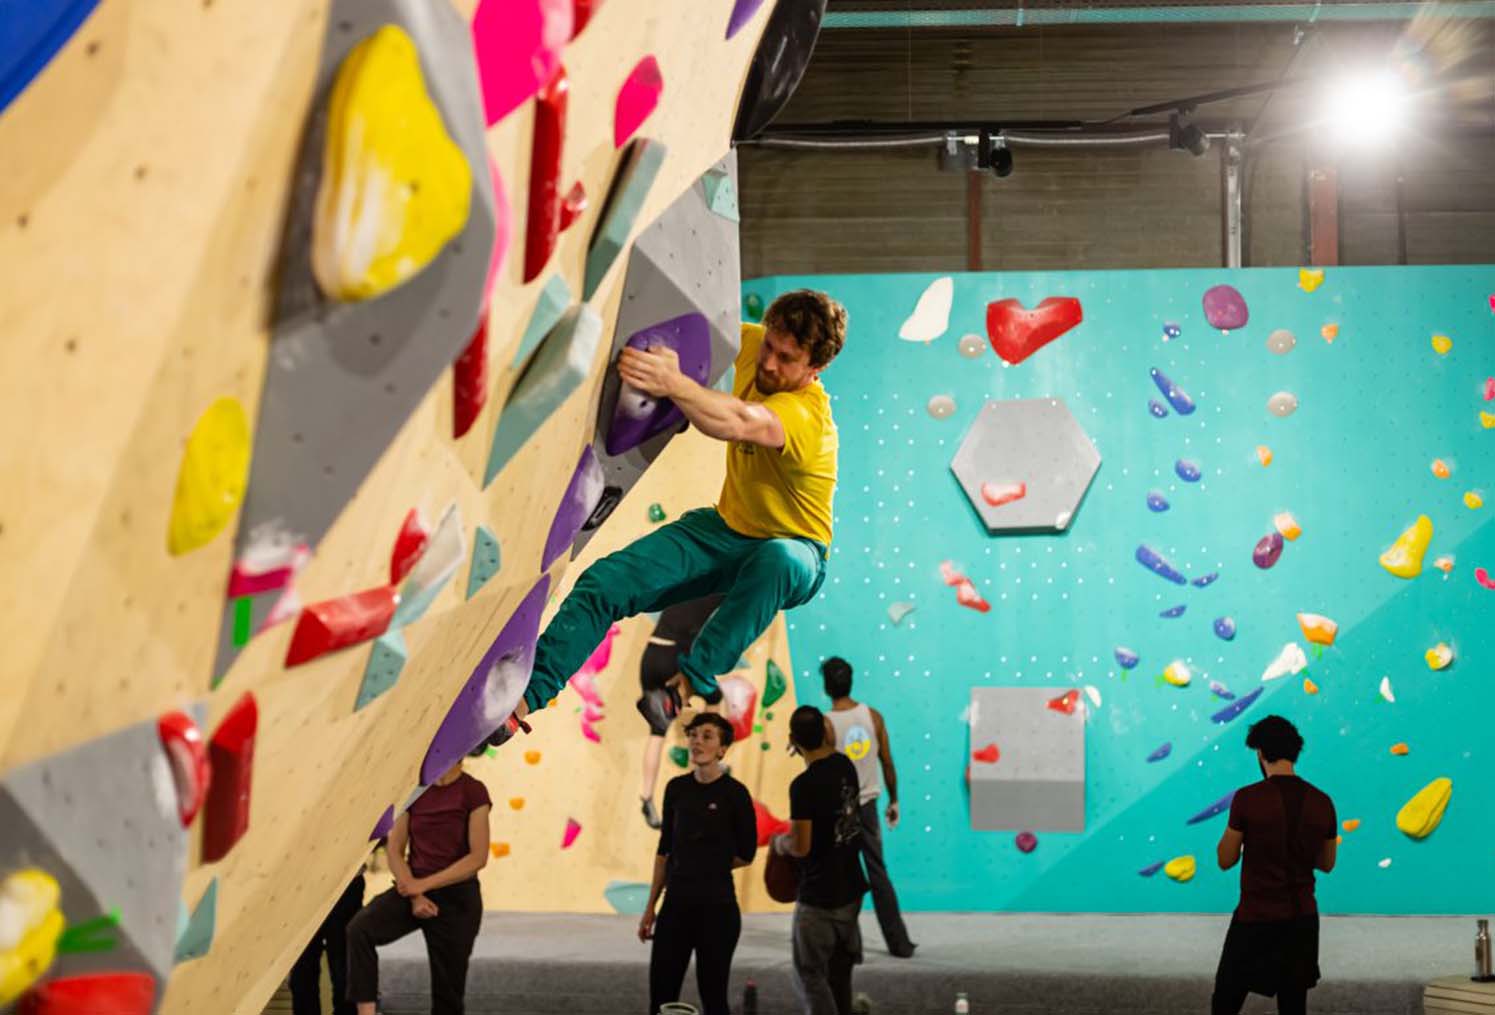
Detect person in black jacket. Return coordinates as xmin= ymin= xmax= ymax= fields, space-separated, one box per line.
xmin=638 ymin=713 xmax=757 ymax=1015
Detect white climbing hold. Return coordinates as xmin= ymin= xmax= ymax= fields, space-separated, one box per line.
xmin=898 ymin=277 xmax=954 ymax=343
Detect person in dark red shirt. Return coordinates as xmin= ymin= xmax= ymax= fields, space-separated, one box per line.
xmin=346 ymin=759 xmax=492 ymax=1015
xmin=1213 ymin=715 xmax=1338 ymax=1015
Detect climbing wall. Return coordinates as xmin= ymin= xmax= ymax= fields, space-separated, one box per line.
xmin=0 ymin=0 xmax=790 ymax=1011
xmin=747 ymin=265 xmax=1495 ymax=913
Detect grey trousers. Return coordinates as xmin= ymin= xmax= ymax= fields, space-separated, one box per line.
xmin=792 ymin=901 xmax=863 ymax=1015
xmin=857 ymin=800 xmax=913 ymax=954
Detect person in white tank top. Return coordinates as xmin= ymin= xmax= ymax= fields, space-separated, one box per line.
xmin=821 ymin=657 xmax=916 ymax=958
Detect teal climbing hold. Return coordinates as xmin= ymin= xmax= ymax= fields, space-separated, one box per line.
xmin=484 ymin=305 xmax=603 ymax=486
xmin=583 ymin=138 xmax=668 ymax=300
xmin=466 ymin=525 xmax=501 ymax=599
xmin=355 ymin=629 xmax=407 ymax=711
xmin=512 ymin=274 xmax=572 ymax=371
xmin=702 ymin=168 xmax=739 ymax=222
xmin=603 ymin=880 xmax=650 ymax=915
xmin=173 ymin=878 xmax=218 ymax=964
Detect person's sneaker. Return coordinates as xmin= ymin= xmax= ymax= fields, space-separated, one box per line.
xmin=635 ymin=686 xmax=682 ymax=730
xmin=641 ymin=797 xmax=662 ymax=829
xmin=889 ymin=943 xmax=917 ymax=959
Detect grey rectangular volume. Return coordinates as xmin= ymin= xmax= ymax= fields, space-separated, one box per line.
xmin=968 ymin=687 xmax=1085 ymax=832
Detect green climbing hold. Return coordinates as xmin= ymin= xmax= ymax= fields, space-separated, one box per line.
xmin=753 ymin=723 xmax=763 ymax=734
xmin=744 ymin=292 xmax=765 ymax=321
xmin=232 ymin=596 xmax=253 ymax=647
xmin=764 ymin=711 xmax=774 ymax=721
xmin=763 ymin=659 xmax=787 ymax=707
xmin=669 ymin=746 xmax=690 ymax=768
xmin=648 ymin=503 xmax=667 ymax=523
xmin=760 ymin=741 xmax=770 ymax=751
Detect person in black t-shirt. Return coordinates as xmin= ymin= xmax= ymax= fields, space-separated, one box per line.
xmin=639 ymin=712 xmax=756 ymax=1015
xmin=773 ymin=705 xmax=869 ymax=1015
xmin=1213 ymin=715 xmax=1338 ymax=1015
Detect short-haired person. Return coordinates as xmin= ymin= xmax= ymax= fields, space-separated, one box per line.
xmin=637 ymin=594 xmax=727 ymax=829
xmin=346 ymin=759 xmax=491 ymax=1015
xmin=512 ymin=291 xmax=846 ymax=727
xmin=774 ymin=706 xmax=868 ymax=1015
xmin=1213 ymin=715 xmax=1338 ymax=1015
xmin=820 ymin=656 xmax=914 ymax=958
xmin=639 ymin=713 xmax=757 ymax=1015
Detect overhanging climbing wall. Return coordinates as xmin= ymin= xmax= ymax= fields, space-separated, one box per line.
xmin=0 ymin=0 xmax=791 ymax=1011
xmin=749 ymin=265 xmax=1495 ymax=914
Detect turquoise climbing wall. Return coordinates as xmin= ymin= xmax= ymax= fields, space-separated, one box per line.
xmin=744 ymin=265 xmax=1495 ymax=914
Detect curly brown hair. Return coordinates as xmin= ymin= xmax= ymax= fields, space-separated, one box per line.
xmin=762 ymin=289 xmax=848 ymax=369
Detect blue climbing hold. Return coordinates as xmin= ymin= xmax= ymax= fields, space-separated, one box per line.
xmin=1211 ymin=686 xmax=1263 ymax=725
xmin=1186 ymin=790 xmax=1236 ymax=825
xmin=1114 ymin=646 xmax=1140 ymax=669
xmin=1175 ymin=459 xmax=1201 ymax=482
xmin=0 ymin=0 xmax=99 ymax=115
xmin=1149 ymin=399 xmax=1169 ymax=419
xmin=1149 ymin=367 xmax=1196 ymax=415
xmin=1213 ymin=616 xmax=1237 ymax=640
xmin=1139 ymin=860 xmax=1167 ymax=877
xmin=1147 ymin=491 xmax=1170 ymax=512
xmin=1192 ymin=572 xmax=1219 ymax=588
xmin=1147 ymin=742 xmax=1172 ymax=763
xmin=1136 ymin=544 xmax=1188 ymax=585
xmin=1162 ymin=322 xmax=1181 ymax=340
xmin=1159 ymin=603 xmax=1187 ymax=618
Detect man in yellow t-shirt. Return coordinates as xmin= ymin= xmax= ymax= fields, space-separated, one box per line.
xmin=516 ymin=290 xmax=845 ymax=718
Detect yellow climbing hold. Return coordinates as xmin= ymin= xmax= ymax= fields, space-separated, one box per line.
xmin=1378 ymin=514 xmax=1432 ymax=578
xmin=1465 ymin=491 xmax=1484 ymax=510
xmin=1303 ymin=678 xmax=1319 ymax=695
xmin=1296 ymin=613 xmax=1337 ymax=646
xmin=1395 ymin=777 xmax=1452 ymax=839
xmin=1481 ymin=411 xmax=1495 ymax=429
xmin=1431 ymin=334 xmax=1452 ymax=355
xmin=1425 ymin=642 xmax=1453 ymax=670
xmin=1431 ymin=459 xmax=1451 ymax=479
xmin=1162 ymin=660 xmax=1192 ymax=687
xmin=0 ymin=869 xmax=64 ymax=1006
xmin=1256 ymin=445 xmax=1273 ymax=467
xmin=508 ymin=797 xmax=525 ymax=811
xmin=312 ymin=25 xmax=472 ymax=301
xmin=1274 ymin=512 xmax=1302 ymax=540
xmin=1164 ymin=855 xmax=1196 ymax=882
xmin=1298 ymin=268 xmax=1325 ymax=292
xmin=167 ymin=397 xmax=251 ymax=555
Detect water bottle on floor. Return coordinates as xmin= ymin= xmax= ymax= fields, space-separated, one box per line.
xmin=954 ymin=991 xmax=970 ymax=1014
xmin=1476 ymin=918 xmax=1493 ymax=982
xmin=742 ymin=979 xmax=758 ymax=1015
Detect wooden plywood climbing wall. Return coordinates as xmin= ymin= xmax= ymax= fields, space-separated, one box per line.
xmin=0 ymin=1 xmax=777 ymax=1012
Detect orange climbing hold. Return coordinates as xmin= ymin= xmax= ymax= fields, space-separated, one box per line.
xmin=1390 ymin=742 xmax=1410 ymax=756
xmin=1296 ymin=612 xmax=1337 ymax=646
xmin=490 ymin=842 xmax=510 ymax=859
xmin=1431 ymin=459 xmax=1451 ymax=479
xmin=1303 ymin=678 xmax=1319 ymax=695
xmin=524 ymin=750 xmax=542 ymax=765
xmin=1320 ymin=323 xmax=1339 ymax=342
xmin=1256 ymin=445 xmax=1273 ymax=466
xmin=508 ymin=797 xmax=525 ymax=810
xmin=1342 ymin=819 xmax=1361 ymax=832
xmin=1274 ymin=512 xmax=1302 ymax=540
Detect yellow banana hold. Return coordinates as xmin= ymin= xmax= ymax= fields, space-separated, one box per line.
xmin=167 ymin=397 xmax=251 ymax=555
xmin=0 ymin=869 xmax=65 ymax=1005
xmin=1395 ymin=777 xmax=1452 ymax=839
xmin=1378 ymin=514 xmax=1432 ymax=579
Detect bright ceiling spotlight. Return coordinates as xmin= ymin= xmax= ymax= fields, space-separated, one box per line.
xmin=1322 ymin=69 xmax=1410 ymax=147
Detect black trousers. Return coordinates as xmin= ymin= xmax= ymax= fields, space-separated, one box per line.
xmin=1212 ymin=915 xmax=1319 ymax=1015
xmin=857 ymin=801 xmax=913 ymax=954
xmin=290 ymin=874 xmax=366 ymax=1015
xmin=649 ymin=898 xmax=742 ymax=1015
xmin=346 ymin=880 xmax=483 ymax=1015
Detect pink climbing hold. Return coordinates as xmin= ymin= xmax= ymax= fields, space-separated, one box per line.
xmin=1475 ymin=566 xmax=1495 ymax=590
xmin=472 ymin=0 xmax=573 ymax=127
xmin=580 ymin=722 xmax=601 ymax=743
xmin=562 ymin=817 xmax=582 ymax=849
xmin=578 ymin=625 xmax=621 ymax=676
xmin=1015 ymin=831 xmax=1038 ymax=853
xmin=614 ymin=55 xmax=663 ymax=148
xmin=1484 ymin=377 xmax=1495 ymax=402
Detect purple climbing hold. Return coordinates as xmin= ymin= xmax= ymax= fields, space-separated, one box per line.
xmin=1115 ymin=646 xmax=1140 ymax=669
xmin=420 ymin=576 xmax=550 ymax=786
xmin=1159 ymin=603 xmax=1187 ymax=618
xmin=1202 ymin=284 xmax=1249 ymax=331
xmin=1139 ymin=860 xmax=1166 ymax=877
xmin=1149 ymin=399 xmax=1169 ymax=419
xmin=1211 ymin=686 xmax=1263 ymax=725
xmin=370 ymin=805 xmax=395 ymax=841
xmin=1149 ymin=367 xmax=1196 ymax=415
xmin=1252 ymin=531 xmax=1284 ymax=569
xmin=726 ymin=0 xmax=767 ymax=37
xmin=1175 ymin=459 xmax=1201 ymax=482
xmin=1162 ymin=322 xmax=1181 ymax=340
xmin=1015 ymin=831 xmax=1038 ymax=853
xmin=1147 ymin=742 xmax=1172 ymax=763
xmin=1186 ymin=790 xmax=1236 ymax=825
xmin=604 ymin=313 xmax=712 ymax=456
xmin=1213 ymin=616 xmax=1237 ymax=640
xmin=542 ymin=445 xmax=606 ymax=571
xmin=1209 ymin=680 xmax=1236 ymax=701
xmin=1147 ymin=491 xmax=1170 ymax=513
xmin=1137 ymin=544 xmax=1188 ymax=585
xmin=1192 ymin=571 xmax=1218 ymax=588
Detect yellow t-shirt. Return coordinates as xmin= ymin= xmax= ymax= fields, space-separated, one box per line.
xmin=716 ymin=323 xmax=837 ymax=545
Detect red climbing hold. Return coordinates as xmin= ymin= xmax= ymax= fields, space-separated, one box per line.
xmin=1046 ymin=690 xmax=1081 ymax=715
xmin=285 ymin=587 xmax=398 ymax=667
xmin=523 ymin=65 xmax=569 ymax=283
xmin=571 ymin=0 xmax=603 ymax=37
xmin=753 ymin=798 xmax=790 ymax=847
xmin=985 ymin=297 xmax=1083 ymax=365
xmin=390 ymin=509 xmax=431 ymax=585
xmin=558 ymin=180 xmax=587 ymax=232
xmin=18 ymin=972 xmax=156 ymax=1015
xmin=202 ymin=692 xmax=257 ymax=863
xmin=972 ymin=743 xmax=1000 ymax=764
xmin=452 ymin=317 xmax=489 ymax=439
xmin=158 ymin=710 xmax=210 ymax=828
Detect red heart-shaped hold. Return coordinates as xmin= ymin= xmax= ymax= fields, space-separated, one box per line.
xmin=972 ymin=743 xmax=1000 ymax=764
xmin=985 ymin=297 xmax=1083 ymax=365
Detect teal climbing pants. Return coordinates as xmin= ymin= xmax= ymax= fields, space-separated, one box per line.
xmin=523 ymin=508 xmax=827 ymax=711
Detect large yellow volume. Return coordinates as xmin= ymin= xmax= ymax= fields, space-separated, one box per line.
xmin=0 ymin=869 xmax=64 ymax=1004
xmin=1396 ymin=777 xmax=1452 ymax=839
xmin=1378 ymin=515 xmax=1432 ymax=578
xmin=167 ymin=397 xmax=251 ymax=555
xmin=312 ymin=25 xmax=472 ymax=301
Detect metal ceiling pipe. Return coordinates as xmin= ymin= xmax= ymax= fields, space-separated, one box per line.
xmin=823 ymin=2 xmax=1495 ymax=29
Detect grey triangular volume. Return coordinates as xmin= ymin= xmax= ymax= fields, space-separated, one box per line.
xmin=574 ymin=151 xmax=743 ymax=555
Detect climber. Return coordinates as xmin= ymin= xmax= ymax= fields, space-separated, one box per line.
xmin=512 ymin=289 xmax=846 ymax=726
xmin=637 ymin=594 xmax=726 ymax=829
